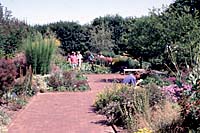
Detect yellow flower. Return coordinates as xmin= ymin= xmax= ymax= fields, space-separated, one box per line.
xmin=55 ymin=39 xmax=61 ymax=47
xmin=44 ymin=37 xmax=61 ymax=47
xmin=134 ymin=128 xmax=152 ymax=133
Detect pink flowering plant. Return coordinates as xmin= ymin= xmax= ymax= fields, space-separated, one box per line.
xmin=162 ymin=82 xmax=192 ymax=102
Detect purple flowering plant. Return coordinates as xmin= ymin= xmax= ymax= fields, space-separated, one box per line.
xmin=161 ymin=78 xmax=192 ymax=102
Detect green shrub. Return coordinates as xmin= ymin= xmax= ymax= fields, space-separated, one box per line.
xmin=94 ymin=83 xmax=176 ymax=132
xmin=24 ymin=33 xmax=56 ymax=75
xmin=0 ymin=110 xmax=10 ymax=125
xmin=81 ymin=63 xmax=111 ymax=74
xmin=101 ymin=51 xmax=116 ymax=57
xmin=111 ymin=57 xmax=139 ymax=73
xmin=93 ymin=64 xmax=111 ymax=74
xmin=15 ymin=98 xmax=28 ymax=107
xmin=127 ymin=58 xmax=140 ymax=68
xmin=141 ymin=74 xmax=170 ymax=87
xmin=52 ymin=53 xmax=72 ymax=71
xmin=149 ymin=58 xmax=164 ymax=70
xmin=0 ymin=49 xmax=5 ymax=59
xmin=0 ymin=5 xmax=30 ymax=57
xmin=142 ymin=61 xmax=151 ymax=69
xmin=94 ymin=84 xmax=149 ymax=129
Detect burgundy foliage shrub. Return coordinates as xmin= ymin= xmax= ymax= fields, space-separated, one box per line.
xmin=0 ymin=58 xmax=17 ymax=97
xmin=12 ymin=52 xmax=27 ymax=78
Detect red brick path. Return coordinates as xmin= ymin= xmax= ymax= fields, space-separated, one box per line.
xmin=8 ymin=74 xmax=125 ymax=133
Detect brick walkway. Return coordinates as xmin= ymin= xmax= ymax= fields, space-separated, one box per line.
xmin=8 ymin=74 xmax=125 ymax=133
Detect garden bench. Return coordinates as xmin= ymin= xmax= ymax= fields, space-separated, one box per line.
xmin=123 ymin=69 xmax=145 ymax=75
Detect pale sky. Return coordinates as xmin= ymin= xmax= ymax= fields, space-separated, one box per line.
xmin=1 ymin=0 xmax=174 ymax=25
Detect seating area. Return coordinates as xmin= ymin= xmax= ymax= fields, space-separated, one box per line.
xmin=123 ymin=68 xmax=145 ymax=75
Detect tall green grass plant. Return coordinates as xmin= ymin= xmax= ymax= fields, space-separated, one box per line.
xmin=24 ymin=33 xmax=56 ymax=75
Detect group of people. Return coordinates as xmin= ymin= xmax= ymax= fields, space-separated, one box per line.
xmin=67 ymin=51 xmax=107 ymax=70
xmin=67 ymin=51 xmax=147 ymax=86
xmin=67 ymin=51 xmax=83 ymax=69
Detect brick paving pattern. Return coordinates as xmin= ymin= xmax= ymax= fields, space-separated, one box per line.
xmin=8 ymin=74 xmax=125 ymax=133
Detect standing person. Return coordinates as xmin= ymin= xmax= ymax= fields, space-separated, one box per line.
xmin=88 ymin=52 xmax=95 ymax=71
xmin=76 ymin=51 xmax=83 ymax=69
xmin=88 ymin=52 xmax=94 ymax=62
xmin=98 ymin=52 xmax=105 ymax=66
xmin=70 ymin=51 xmax=78 ymax=69
xmin=122 ymin=71 xmax=141 ymax=86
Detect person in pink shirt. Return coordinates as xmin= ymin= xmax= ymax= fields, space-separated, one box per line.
xmin=70 ymin=52 xmax=78 ymax=69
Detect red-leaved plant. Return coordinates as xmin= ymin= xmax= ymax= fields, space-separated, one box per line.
xmin=0 ymin=58 xmax=17 ymax=98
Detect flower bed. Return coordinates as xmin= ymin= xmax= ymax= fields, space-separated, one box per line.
xmin=162 ymin=84 xmax=192 ymax=102
xmin=94 ymin=84 xmax=179 ymax=132
xmin=47 ymin=70 xmax=90 ymax=92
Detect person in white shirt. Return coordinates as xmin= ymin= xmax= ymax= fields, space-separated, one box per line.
xmin=76 ymin=51 xmax=83 ymax=69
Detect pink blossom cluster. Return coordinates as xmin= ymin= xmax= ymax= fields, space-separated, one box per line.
xmin=162 ymin=84 xmax=192 ymax=102
xmin=164 ymin=77 xmax=177 ymax=83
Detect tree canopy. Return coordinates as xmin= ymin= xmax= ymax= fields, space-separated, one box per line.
xmin=0 ymin=0 xmax=197 ymax=69
xmin=0 ymin=3 xmax=30 ymax=57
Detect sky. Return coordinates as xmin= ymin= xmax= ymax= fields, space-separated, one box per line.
xmin=1 ymin=0 xmax=174 ymax=25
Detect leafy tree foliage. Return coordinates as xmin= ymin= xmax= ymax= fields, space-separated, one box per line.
xmin=33 ymin=0 xmax=200 ymax=70
xmin=0 ymin=3 xmax=30 ymax=57
xmin=158 ymin=6 xmax=200 ymax=67
xmin=90 ymin=22 xmax=114 ymax=53
xmin=169 ymin=0 xmax=200 ymax=15
xmin=35 ymin=22 xmax=91 ymax=55
xmin=91 ymin=15 xmax=126 ymax=54
xmin=126 ymin=15 xmax=165 ymax=60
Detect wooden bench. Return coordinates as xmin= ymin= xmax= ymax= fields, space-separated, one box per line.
xmin=123 ymin=69 xmax=145 ymax=75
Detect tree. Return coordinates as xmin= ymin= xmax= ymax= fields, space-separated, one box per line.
xmin=91 ymin=15 xmax=126 ymax=54
xmin=48 ymin=22 xmax=91 ymax=54
xmin=90 ymin=21 xmax=114 ymax=53
xmin=126 ymin=15 xmax=165 ymax=61
xmin=0 ymin=3 xmax=29 ymax=57
xmin=168 ymin=0 xmax=200 ymax=16
xmin=158 ymin=6 xmax=200 ymax=67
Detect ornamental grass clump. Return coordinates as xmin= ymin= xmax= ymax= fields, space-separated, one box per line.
xmin=24 ymin=33 xmax=56 ymax=75
xmin=94 ymin=84 xmax=150 ymax=130
xmin=94 ymin=84 xmax=179 ymax=132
